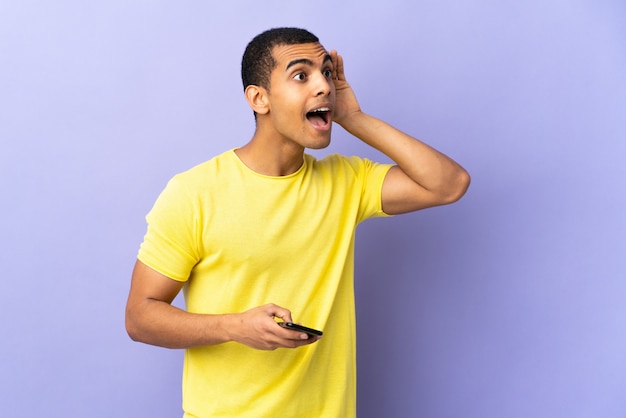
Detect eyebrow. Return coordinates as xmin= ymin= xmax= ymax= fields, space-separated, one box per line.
xmin=285 ymin=54 xmax=332 ymax=71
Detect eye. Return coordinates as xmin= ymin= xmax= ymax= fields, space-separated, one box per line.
xmin=293 ymin=72 xmax=306 ymax=81
xmin=323 ymin=69 xmax=332 ymax=78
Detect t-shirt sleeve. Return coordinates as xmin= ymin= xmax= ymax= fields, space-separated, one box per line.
xmin=344 ymin=156 xmax=394 ymax=224
xmin=137 ymin=175 xmax=201 ymax=282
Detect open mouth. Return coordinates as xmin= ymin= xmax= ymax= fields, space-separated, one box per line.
xmin=306 ymin=107 xmax=331 ymax=129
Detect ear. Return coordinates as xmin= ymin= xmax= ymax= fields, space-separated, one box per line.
xmin=244 ymin=85 xmax=270 ymax=115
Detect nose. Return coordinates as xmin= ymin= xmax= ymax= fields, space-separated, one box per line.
xmin=314 ymin=73 xmax=332 ymax=97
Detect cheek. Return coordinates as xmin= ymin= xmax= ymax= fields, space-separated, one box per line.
xmin=274 ymin=97 xmax=303 ymax=122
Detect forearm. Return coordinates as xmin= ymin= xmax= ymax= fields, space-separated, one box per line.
xmin=126 ymin=297 xmax=312 ymax=350
xmin=340 ymin=111 xmax=469 ymax=201
xmin=126 ymin=299 xmax=235 ymax=349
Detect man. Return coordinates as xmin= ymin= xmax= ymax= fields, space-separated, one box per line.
xmin=126 ymin=27 xmax=469 ymax=417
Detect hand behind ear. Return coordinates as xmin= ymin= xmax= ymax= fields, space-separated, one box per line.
xmin=329 ymin=50 xmax=361 ymax=125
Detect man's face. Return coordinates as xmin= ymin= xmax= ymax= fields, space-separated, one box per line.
xmin=264 ymin=42 xmax=335 ymax=150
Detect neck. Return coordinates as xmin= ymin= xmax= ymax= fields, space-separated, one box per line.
xmin=235 ymin=131 xmax=305 ymax=177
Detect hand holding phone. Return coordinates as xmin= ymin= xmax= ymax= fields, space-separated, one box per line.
xmin=278 ymin=322 xmax=323 ymax=338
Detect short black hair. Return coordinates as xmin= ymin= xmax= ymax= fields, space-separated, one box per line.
xmin=241 ymin=27 xmax=319 ymax=92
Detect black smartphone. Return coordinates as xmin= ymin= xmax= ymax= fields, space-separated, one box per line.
xmin=278 ymin=322 xmax=323 ymax=338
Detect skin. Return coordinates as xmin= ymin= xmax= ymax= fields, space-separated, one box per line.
xmin=125 ymin=41 xmax=470 ymax=350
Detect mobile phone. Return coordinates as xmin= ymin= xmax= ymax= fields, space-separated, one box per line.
xmin=278 ymin=322 xmax=323 ymax=337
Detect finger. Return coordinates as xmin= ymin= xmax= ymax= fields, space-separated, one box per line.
xmin=275 ymin=322 xmax=311 ymax=341
xmin=285 ymin=331 xmax=311 ymax=342
xmin=335 ymin=52 xmax=345 ymax=81
xmin=330 ymin=50 xmax=339 ymax=79
xmin=293 ymin=335 xmax=322 ymax=346
xmin=281 ymin=333 xmax=322 ymax=349
xmin=265 ymin=303 xmax=293 ymax=323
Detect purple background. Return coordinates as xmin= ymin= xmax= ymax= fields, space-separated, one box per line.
xmin=1 ymin=1 xmax=625 ymax=417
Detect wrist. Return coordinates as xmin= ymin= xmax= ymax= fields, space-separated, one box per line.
xmin=335 ymin=109 xmax=365 ymax=131
xmin=339 ymin=111 xmax=383 ymax=142
xmin=215 ymin=313 xmax=238 ymax=344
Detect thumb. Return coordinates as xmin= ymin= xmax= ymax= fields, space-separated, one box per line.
xmin=265 ymin=303 xmax=293 ymax=323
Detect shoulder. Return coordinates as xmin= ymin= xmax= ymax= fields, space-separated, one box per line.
xmin=167 ymin=149 xmax=236 ymax=190
xmin=310 ymin=153 xmax=360 ymax=171
xmin=311 ymin=154 xmax=391 ymax=177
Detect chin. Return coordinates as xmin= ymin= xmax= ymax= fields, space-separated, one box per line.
xmin=306 ymin=139 xmax=331 ymax=150
xmin=304 ymin=130 xmax=332 ymax=150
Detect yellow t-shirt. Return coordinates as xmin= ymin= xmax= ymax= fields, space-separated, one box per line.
xmin=138 ymin=149 xmax=392 ymax=417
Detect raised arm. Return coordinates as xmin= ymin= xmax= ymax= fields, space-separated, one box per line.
xmin=330 ymin=50 xmax=470 ymax=214
xmin=125 ymin=260 xmax=318 ymax=350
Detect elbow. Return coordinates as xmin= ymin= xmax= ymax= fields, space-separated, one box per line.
xmin=126 ymin=323 xmax=139 ymax=343
xmin=125 ymin=307 xmax=143 ymax=343
xmin=125 ymin=318 xmax=139 ymax=342
xmin=442 ymin=168 xmax=471 ymax=205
